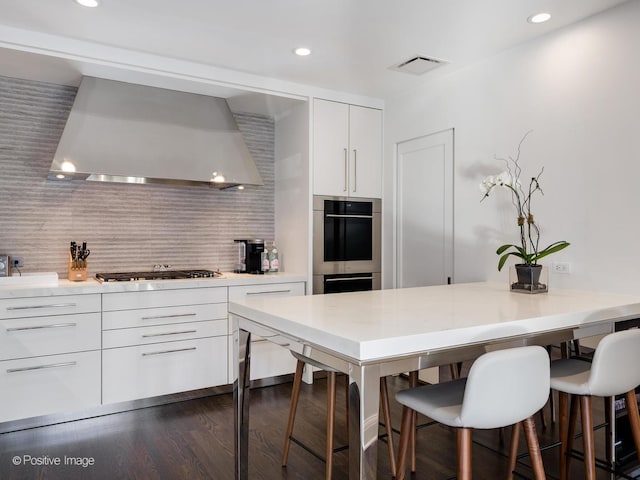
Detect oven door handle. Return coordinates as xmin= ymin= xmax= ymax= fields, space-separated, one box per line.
xmin=325 ymin=214 xmax=373 ymax=219
xmin=325 ymin=276 xmax=374 ymax=282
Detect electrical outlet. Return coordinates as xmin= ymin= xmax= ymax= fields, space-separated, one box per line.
xmin=11 ymin=256 xmax=24 ymax=268
xmin=552 ymin=261 xmax=571 ymax=274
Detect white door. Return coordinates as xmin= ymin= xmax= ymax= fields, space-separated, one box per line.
xmin=396 ymin=129 xmax=454 ymax=288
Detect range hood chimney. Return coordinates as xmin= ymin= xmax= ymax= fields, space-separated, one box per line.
xmin=49 ymin=77 xmax=263 ymax=189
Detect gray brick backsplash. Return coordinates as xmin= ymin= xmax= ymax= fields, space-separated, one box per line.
xmin=0 ymin=76 xmax=275 ymax=276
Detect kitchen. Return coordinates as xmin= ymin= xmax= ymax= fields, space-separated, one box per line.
xmin=2 ymin=1 xmax=640 ymax=479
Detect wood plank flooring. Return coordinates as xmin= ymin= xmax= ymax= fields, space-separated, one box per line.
xmin=0 ymin=372 xmax=636 ymax=479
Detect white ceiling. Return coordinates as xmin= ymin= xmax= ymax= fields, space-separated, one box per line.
xmin=0 ymin=0 xmax=630 ymax=105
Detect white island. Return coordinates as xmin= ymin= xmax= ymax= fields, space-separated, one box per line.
xmin=229 ymin=282 xmax=640 ymax=480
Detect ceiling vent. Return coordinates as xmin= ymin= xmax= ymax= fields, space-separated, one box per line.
xmin=390 ymin=56 xmax=446 ymax=75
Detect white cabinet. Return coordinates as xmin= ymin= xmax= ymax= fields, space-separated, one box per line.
xmin=313 ymin=98 xmax=382 ymax=198
xmin=102 ymin=287 xmax=228 ymax=403
xmin=228 ymin=281 xmax=305 ymax=381
xmin=0 ymin=294 xmax=102 ymax=422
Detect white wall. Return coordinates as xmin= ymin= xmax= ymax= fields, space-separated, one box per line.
xmin=383 ymin=1 xmax=640 ymax=294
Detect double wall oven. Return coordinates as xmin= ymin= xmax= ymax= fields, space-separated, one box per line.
xmin=313 ymin=195 xmax=381 ymax=294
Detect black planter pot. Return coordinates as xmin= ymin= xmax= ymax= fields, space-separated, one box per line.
xmin=512 ymin=264 xmax=547 ymax=293
xmin=515 ymin=264 xmax=542 ymax=285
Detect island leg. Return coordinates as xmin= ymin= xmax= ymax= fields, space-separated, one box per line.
xmin=234 ymin=323 xmax=252 ymax=480
xmin=349 ymin=363 xmax=381 ymax=480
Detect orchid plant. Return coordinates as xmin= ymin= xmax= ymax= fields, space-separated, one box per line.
xmin=480 ymin=132 xmax=570 ymax=271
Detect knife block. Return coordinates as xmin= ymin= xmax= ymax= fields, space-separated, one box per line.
xmin=68 ymin=254 xmax=88 ymax=282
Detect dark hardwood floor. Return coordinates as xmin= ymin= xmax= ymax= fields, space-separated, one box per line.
xmin=0 ymin=370 xmax=636 ymax=479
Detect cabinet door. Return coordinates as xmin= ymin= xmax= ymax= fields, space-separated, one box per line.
xmin=349 ymin=105 xmax=382 ymax=198
xmin=313 ymin=99 xmax=350 ymax=196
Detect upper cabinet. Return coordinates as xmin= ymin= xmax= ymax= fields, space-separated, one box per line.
xmin=313 ymin=99 xmax=382 ymax=198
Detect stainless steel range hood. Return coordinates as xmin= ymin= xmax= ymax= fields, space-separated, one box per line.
xmin=49 ymin=77 xmax=263 ymax=189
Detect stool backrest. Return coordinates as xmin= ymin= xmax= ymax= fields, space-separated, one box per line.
xmin=588 ymin=328 xmax=640 ymax=397
xmin=460 ymin=346 xmax=550 ymax=429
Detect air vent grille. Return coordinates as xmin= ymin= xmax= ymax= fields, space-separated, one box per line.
xmin=390 ymin=56 xmax=446 ymax=75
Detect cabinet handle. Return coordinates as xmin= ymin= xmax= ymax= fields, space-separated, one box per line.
xmin=6 ymin=303 xmax=77 ymax=311
xmin=343 ymin=148 xmax=348 ymax=192
xmin=325 ymin=276 xmax=374 ymax=282
xmin=7 ymin=361 xmax=77 ymax=373
xmin=142 ymin=347 xmax=197 ymax=357
xmin=140 ymin=313 xmax=197 ymax=320
xmin=142 ymin=329 xmax=197 ymax=338
xmin=246 ymin=289 xmax=292 ymax=296
xmin=353 ymin=149 xmax=357 ymax=192
xmin=6 ymin=322 xmax=77 ymax=332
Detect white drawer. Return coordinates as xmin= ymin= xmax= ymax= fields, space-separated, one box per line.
xmin=0 ymin=350 xmax=101 ymax=423
xmin=228 ymin=282 xmax=305 ymax=302
xmin=103 ymin=319 xmax=227 ymax=349
xmin=102 ymin=337 xmax=227 ymax=404
xmin=0 ymin=313 xmax=101 ymax=361
xmin=103 ymin=303 xmax=228 ymax=330
xmin=0 ymin=294 xmax=101 ymax=320
xmin=103 ymin=287 xmax=226 ymax=311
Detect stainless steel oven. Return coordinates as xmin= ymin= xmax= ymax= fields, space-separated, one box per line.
xmin=313 ymin=195 xmax=381 ymax=294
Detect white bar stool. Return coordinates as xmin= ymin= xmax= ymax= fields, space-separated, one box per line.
xmin=395 ymin=346 xmax=550 ymax=480
xmin=550 ymin=328 xmax=640 ymax=480
xmin=281 ymin=352 xmax=396 ymax=480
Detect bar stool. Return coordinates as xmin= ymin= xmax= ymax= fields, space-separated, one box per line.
xmin=395 ymin=346 xmax=550 ymax=480
xmin=550 ymin=328 xmax=640 ymax=480
xmin=281 ymin=352 xmax=396 ymax=479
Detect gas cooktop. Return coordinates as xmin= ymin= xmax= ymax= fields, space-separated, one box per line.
xmin=95 ymin=269 xmax=223 ymax=283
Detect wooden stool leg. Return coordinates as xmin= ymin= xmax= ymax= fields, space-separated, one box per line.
xmin=325 ymin=371 xmax=337 ymax=480
xmin=580 ymin=395 xmax=596 ymax=480
xmin=625 ymin=389 xmax=640 ymax=462
xmin=457 ymin=428 xmax=472 ymax=480
xmin=507 ymin=422 xmax=521 ymax=480
xmin=282 ymin=359 xmax=305 ymax=467
xmin=379 ymin=377 xmax=396 ymax=477
xmin=558 ymin=391 xmax=569 ymax=480
xmin=409 ymin=370 xmax=418 ymax=472
xmin=523 ymin=416 xmax=546 ymax=480
xmin=565 ymin=395 xmax=579 ymax=479
xmin=395 ymin=406 xmax=413 ymax=480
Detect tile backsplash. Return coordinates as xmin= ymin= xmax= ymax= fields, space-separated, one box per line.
xmin=0 ymin=76 xmax=275 ymax=276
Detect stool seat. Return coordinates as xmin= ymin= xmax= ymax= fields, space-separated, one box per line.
xmin=396 ymin=378 xmax=466 ymax=427
xmin=291 ymin=351 xmax=340 ymax=372
xmin=548 ymin=358 xmax=592 ymax=394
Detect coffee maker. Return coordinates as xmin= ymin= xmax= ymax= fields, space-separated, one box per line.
xmin=234 ymin=239 xmax=265 ymax=274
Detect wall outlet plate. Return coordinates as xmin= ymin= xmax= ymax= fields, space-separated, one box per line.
xmin=552 ymin=261 xmax=571 ymax=274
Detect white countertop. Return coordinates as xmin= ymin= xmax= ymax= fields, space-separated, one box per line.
xmin=0 ymin=272 xmax=307 ymax=299
xmin=229 ymin=282 xmax=640 ymax=362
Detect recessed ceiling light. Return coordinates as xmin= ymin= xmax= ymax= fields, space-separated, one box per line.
xmin=294 ymin=47 xmax=311 ymax=57
xmin=74 ymin=0 xmax=101 ymax=7
xmin=61 ymin=160 xmax=76 ymax=172
xmin=528 ymin=12 xmax=551 ymax=24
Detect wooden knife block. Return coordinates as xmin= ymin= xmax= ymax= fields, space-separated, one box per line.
xmin=68 ymin=253 xmax=88 ymax=282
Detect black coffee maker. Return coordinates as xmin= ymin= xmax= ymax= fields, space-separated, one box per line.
xmin=234 ymin=239 xmax=265 ymax=274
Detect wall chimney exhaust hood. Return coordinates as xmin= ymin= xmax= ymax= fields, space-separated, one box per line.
xmin=49 ymin=77 xmax=263 ymax=189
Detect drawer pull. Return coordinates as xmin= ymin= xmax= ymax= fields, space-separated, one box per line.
xmin=142 ymin=329 xmax=197 ymax=338
xmin=6 ymin=322 xmax=77 ymax=332
xmin=7 ymin=361 xmax=77 ymax=373
xmin=140 ymin=313 xmax=197 ymax=320
xmin=246 ymin=289 xmax=292 ymax=296
xmin=142 ymin=347 xmax=197 ymax=357
xmin=6 ymin=303 xmax=77 ymax=311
